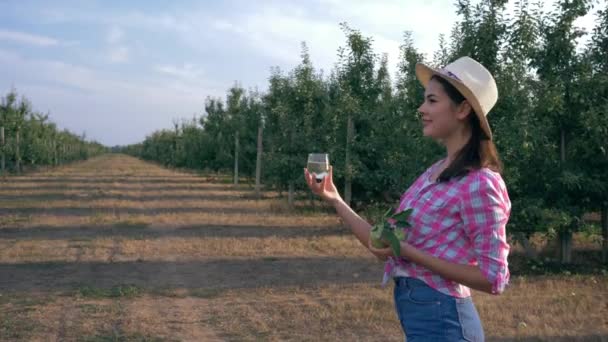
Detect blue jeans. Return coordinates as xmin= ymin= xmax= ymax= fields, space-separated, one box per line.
xmin=393 ymin=277 xmax=484 ymax=342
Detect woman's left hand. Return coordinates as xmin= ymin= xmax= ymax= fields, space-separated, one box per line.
xmin=368 ymin=237 xmax=413 ymax=261
xmin=367 ymin=236 xmax=395 ymax=261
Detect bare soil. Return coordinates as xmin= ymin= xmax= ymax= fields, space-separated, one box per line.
xmin=0 ymin=154 xmax=606 ymax=341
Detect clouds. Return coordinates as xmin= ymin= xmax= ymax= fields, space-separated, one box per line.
xmin=0 ymin=29 xmax=59 ymax=47
xmin=106 ymin=27 xmax=125 ymax=44
xmin=155 ymin=64 xmax=206 ymax=82
xmin=105 ymin=27 xmax=129 ymax=63
xmin=0 ymin=48 xmax=220 ymax=145
xmin=108 ymin=46 xmax=128 ymax=63
xmin=0 ymin=0 xmax=604 ymax=146
xmin=219 ymin=6 xmax=342 ymax=69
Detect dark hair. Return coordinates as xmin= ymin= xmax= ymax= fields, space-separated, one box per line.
xmin=430 ymin=75 xmax=503 ymax=182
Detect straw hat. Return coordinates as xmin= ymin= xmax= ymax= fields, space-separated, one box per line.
xmin=415 ymin=56 xmax=497 ymax=140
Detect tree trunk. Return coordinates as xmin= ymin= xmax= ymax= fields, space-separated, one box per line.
xmin=514 ymin=232 xmax=538 ymax=260
xmin=560 ymin=128 xmax=566 ymax=162
xmin=174 ymin=124 xmax=179 ymax=166
xmin=53 ymin=140 xmax=58 ymax=166
xmin=255 ymin=125 xmax=263 ymax=198
xmin=15 ymin=128 xmax=21 ymax=174
xmin=559 ymin=229 xmax=572 ymax=263
xmin=288 ymin=182 xmax=294 ymax=208
xmin=234 ymin=131 xmax=239 ymax=185
xmin=559 ymin=128 xmax=572 ymax=263
xmin=0 ymin=127 xmax=4 ymax=175
xmin=344 ymin=115 xmax=354 ymax=206
xmin=602 ymin=203 xmax=608 ymax=263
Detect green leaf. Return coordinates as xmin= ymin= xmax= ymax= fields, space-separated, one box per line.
xmin=394 ymin=229 xmax=405 ymax=241
xmin=383 ymin=221 xmax=393 ymax=231
xmin=370 ymin=224 xmax=383 ymax=240
xmin=381 ymin=229 xmax=401 ymax=256
xmin=384 ymin=232 xmax=401 ymax=256
xmin=391 ymin=208 xmax=413 ymax=226
xmin=382 ymin=207 xmax=393 ymax=219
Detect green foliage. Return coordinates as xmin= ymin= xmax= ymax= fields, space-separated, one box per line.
xmin=370 ymin=208 xmax=413 ymax=255
xmin=120 ymin=0 xmax=607 ymax=251
xmin=0 ymin=89 xmax=106 ymax=172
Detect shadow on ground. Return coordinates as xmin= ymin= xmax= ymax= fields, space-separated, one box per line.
xmin=0 ymin=224 xmax=348 ymax=239
xmin=0 ymin=257 xmax=381 ymax=293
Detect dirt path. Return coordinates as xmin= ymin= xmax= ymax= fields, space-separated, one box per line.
xmin=5 ymin=155 xmax=605 ymax=341
xmin=0 ymin=154 xmax=366 ymax=341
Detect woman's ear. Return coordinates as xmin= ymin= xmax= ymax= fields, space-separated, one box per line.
xmin=456 ymin=101 xmax=473 ymax=120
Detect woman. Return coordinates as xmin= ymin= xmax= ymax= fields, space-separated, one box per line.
xmin=304 ymin=56 xmax=510 ymax=341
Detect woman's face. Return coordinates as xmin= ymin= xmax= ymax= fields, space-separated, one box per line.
xmin=417 ymin=78 xmax=469 ymax=141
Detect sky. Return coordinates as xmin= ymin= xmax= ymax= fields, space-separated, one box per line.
xmin=0 ymin=0 xmax=603 ymax=146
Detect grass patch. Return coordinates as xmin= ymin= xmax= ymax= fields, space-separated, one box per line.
xmin=80 ymin=331 xmax=168 ymax=342
xmin=70 ymin=236 xmax=95 ymax=242
xmin=0 ymin=315 xmax=37 ymax=341
xmin=0 ymin=294 xmax=47 ymax=340
xmin=115 ymin=220 xmax=150 ymax=229
xmin=0 ymin=214 xmax=32 ymax=227
xmin=77 ymin=284 xmax=143 ymax=299
xmin=0 ymin=295 xmax=9 ymax=306
xmin=78 ymin=303 xmax=113 ymax=315
xmin=21 ymin=261 xmax=65 ymax=270
xmin=89 ymin=212 xmax=112 ymax=225
xmin=10 ymin=296 xmax=51 ymax=309
xmin=262 ymin=256 xmax=279 ymax=262
xmin=189 ymin=288 xmax=223 ymax=299
xmin=114 ymin=220 xmax=149 ymax=240
xmin=268 ymin=198 xmax=334 ymax=215
xmin=147 ymin=288 xmax=187 ymax=298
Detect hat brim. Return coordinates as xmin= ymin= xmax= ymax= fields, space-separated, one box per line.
xmin=415 ymin=63 xmax=493 ymax=140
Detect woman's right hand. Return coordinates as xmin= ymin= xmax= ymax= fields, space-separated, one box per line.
xmin=304 ymin=165 xmax=342 ymax=205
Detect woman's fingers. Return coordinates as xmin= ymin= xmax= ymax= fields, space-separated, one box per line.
xmin=367 ymin=236 xmax=393 ymax=257
xmin=304 ymin=168 xmax=316 ymax=191
xmin=320 ymin=172 xmax=327 ymax=189
xmin=305 ymin=168 xmax=316 ymax=187
xmin=304 ymin=168 xmax=313 ymax=184
xmin=320 ymin=165 xmax=332 ymax=191
xmin=304 ymin=168 xmax=322 ymax=194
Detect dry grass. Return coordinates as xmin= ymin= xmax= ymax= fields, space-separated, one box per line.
xmin=202 ymin=277 xmax=608 ymax=341
xmin=0 ymin=154 xmax=606 ymax=341
xmin=0 ymin=235 xmax=367 ymax=262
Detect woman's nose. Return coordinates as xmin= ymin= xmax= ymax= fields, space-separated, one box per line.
xmin=417 ymin=104 xmax=425 ymax=115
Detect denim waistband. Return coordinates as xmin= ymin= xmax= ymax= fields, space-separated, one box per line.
xmin=394 ymin=277 xmax=472 ymax=303
xmin=393 ymin=276 xmax=430 ymax=289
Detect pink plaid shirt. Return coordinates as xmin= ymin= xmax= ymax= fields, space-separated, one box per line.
xmin=387 ymin=159 xmax=511 ymax=298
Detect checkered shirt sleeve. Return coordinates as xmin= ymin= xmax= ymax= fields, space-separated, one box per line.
xmin=459 ymin=169 xmax=511 ymax=294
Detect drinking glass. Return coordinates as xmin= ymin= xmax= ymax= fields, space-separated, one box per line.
xmin=307 ymin=153 xmax=329 ymax=183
